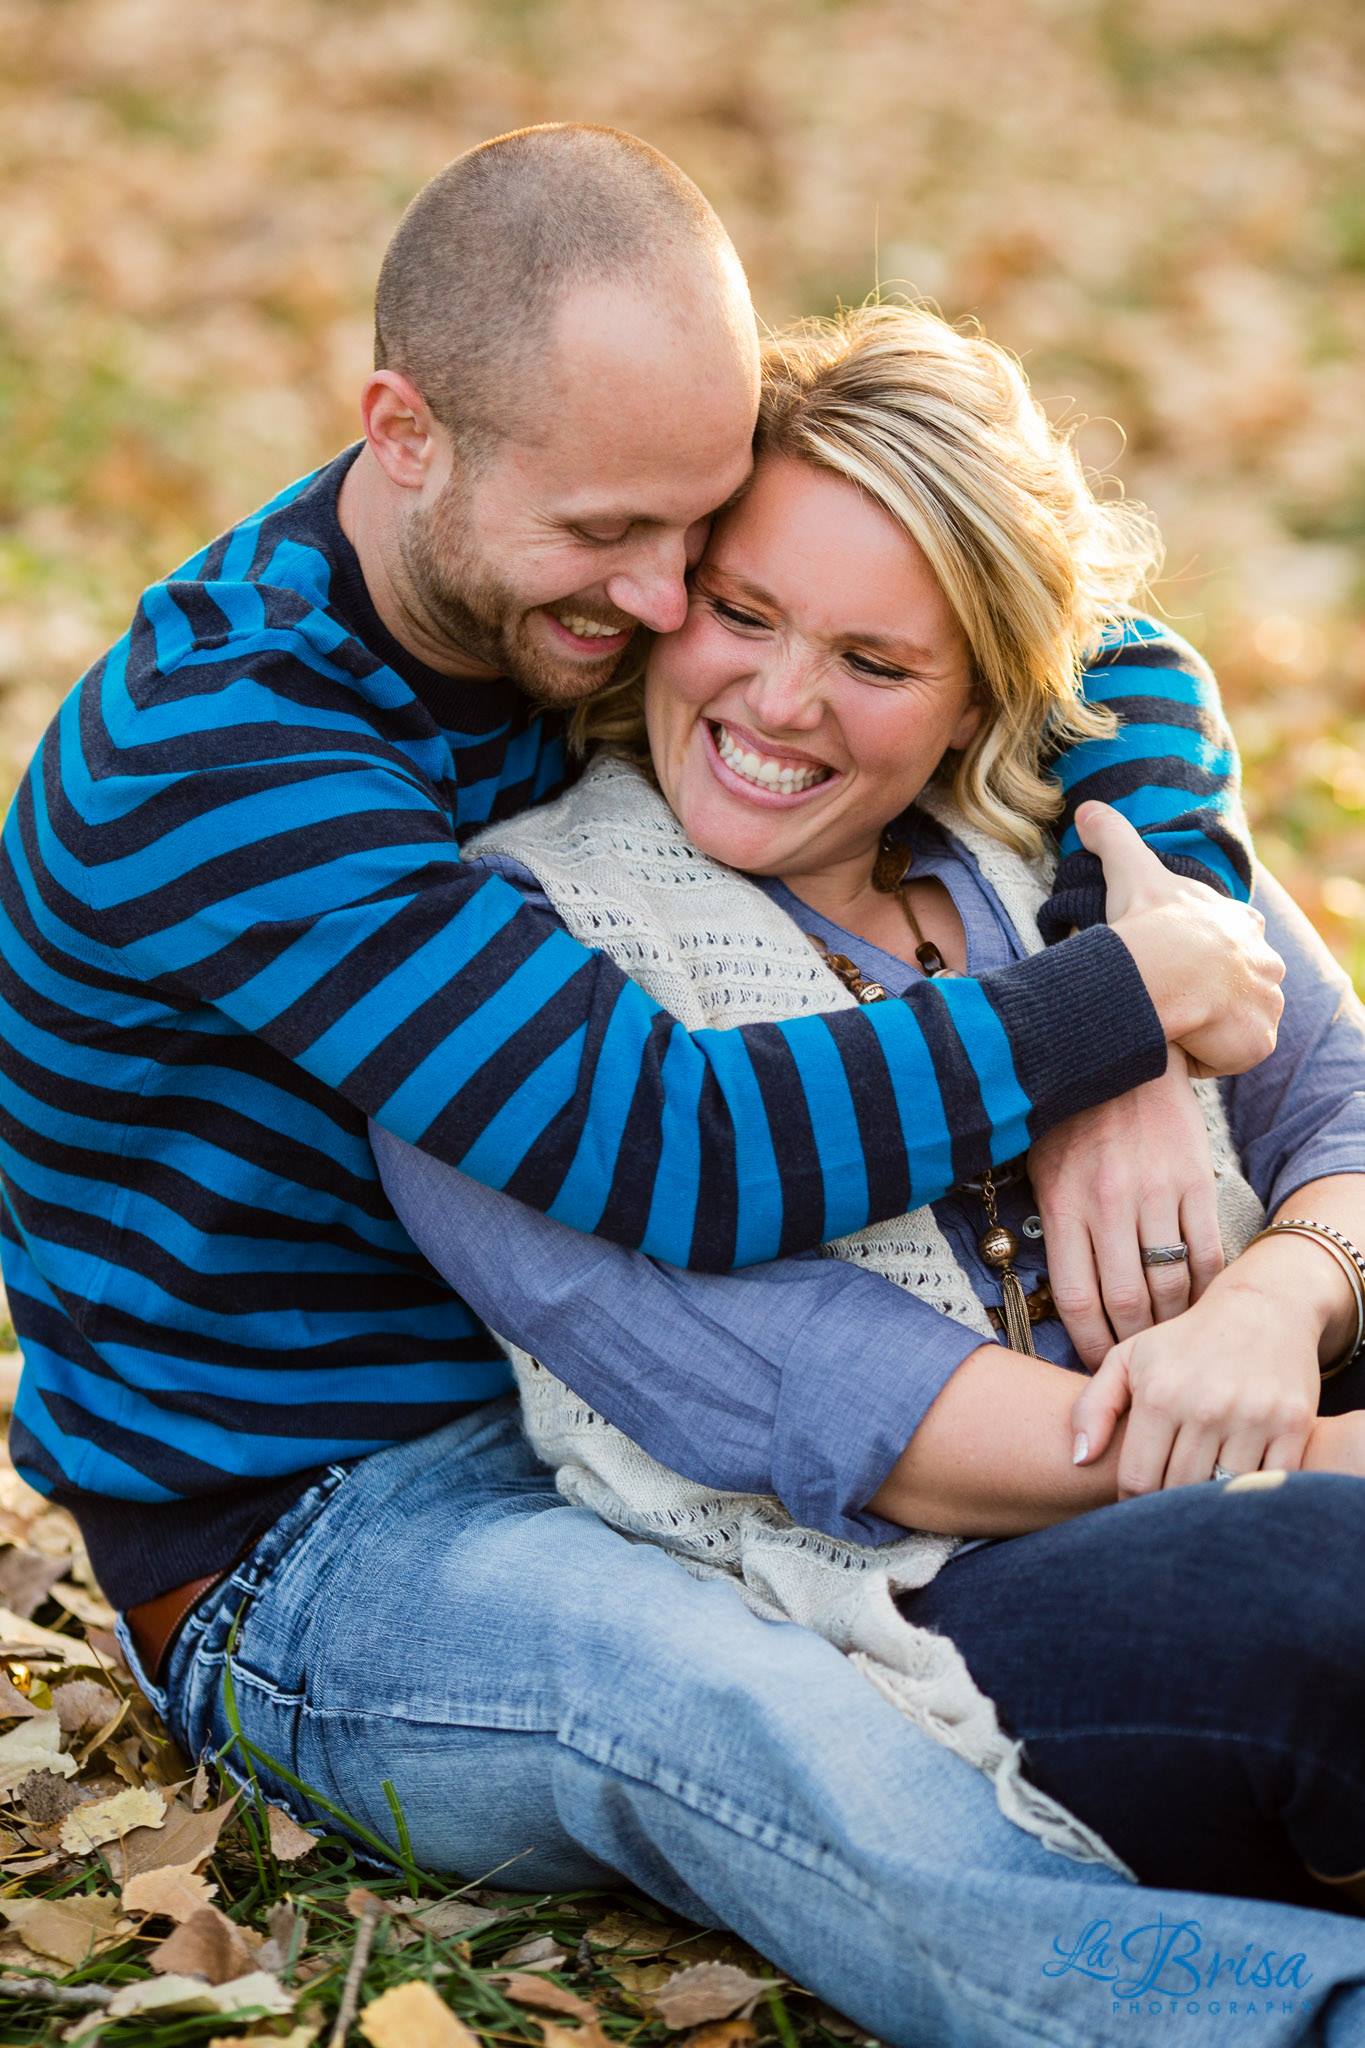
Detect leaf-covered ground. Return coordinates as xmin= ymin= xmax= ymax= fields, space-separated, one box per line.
xmin=0 ymin=1401 xmax=858 ymax=2046
xmin=1 ymin=0 xmax=1363 ymax=2037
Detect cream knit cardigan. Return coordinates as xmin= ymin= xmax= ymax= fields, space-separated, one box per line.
xmin=471 ymin=754 xmax=1264 ymax=1875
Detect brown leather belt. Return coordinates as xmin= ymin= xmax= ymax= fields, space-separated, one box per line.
xmin=124 ymin=1572 xmax=227 ymax=1687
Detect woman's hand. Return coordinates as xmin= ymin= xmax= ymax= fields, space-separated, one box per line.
xmin=1069 ymin=1279 xmax=1318 ymax=1494
xmin=1078 ymin=802 xmax=1284 ymax=1076
xmin=1027 ymin=1050 xmax=1224 ymax=1370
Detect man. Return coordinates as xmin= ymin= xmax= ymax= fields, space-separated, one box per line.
xmin=5 ymin=126 xmax=1346 ymax=2046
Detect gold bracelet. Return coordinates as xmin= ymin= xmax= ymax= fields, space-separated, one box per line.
xmin=1246 ymin=1221 xmax=1365 ymax=1379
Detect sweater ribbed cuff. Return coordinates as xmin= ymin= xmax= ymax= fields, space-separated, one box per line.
xmin=980 ymin=923 xmax=1168 ymax=1140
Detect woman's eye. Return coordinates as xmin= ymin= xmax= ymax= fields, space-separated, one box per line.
xmin=846 ymin=653 xmax=910 ymax=681
xmin=710 ymin=599 xmax=768 ymax=630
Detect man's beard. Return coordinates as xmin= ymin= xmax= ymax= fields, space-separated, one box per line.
xmin=400 ymin=482 xmax=633 ymax=709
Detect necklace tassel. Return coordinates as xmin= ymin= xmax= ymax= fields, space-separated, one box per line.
xmin=999 ymin=1266 xmax=1038 ymax=1357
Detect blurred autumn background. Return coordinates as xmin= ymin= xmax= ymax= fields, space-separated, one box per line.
xmin=3 ymin=0 xmax=1364 ymax=975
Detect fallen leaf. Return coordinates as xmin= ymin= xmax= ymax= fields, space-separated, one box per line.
xmin=208 ymin=2030 xmax=319 ymax=2048
xmin=14 ymin=1767 xmax=82 ymax=1825
xmin=493 ymin=1973 xmax=598 ymax=2020
xmin=255 ymin=1898 xmax=305 ymax=1975
xmin=392 ymin=1893 xmax=502 ymax=1940
xmin=0 ymin=1712 xmax=76 ymax=1796
xmin=117 ymin=1791 xmax=236 ymax=1879
xmin=346 ymin=1885 xmax=388 ymax=1920
xmin=67 ymin=1969 xmax=294 ymax=2038
xmin=190 ymin=1756 xmax=211 ymax=1809
xmin=0 ymin=1546 xmax=70 ymax=1619
xmin=682 ymin=2024 xmax=758 ymax=2048
xmin=0 ymin=1892 xmax=130 ymax=1966
xmin=0 ymin=1607 xmax=101 ymax=1668
xmin=606 ymin=1959 xmax=676 ymax=1998
xmin=59 ymin=1783 xmax=166 ymax=1853
xmin=651 ymin=1963 xmax=785 ymax=2029
xmin=123 ymin=1859 xmax=219 ymax=1921
xmin=536 ymin=2024 xmax=614 ymax=2048
xmin=0 ymin=1670 xmax=47 ymax=1719
xmin=49 ymin=1580 xmax=116 ymax=1629
xmin=52 ymin=1678 xmax=119 ymax=1736
xmin=265 ymin=1802 xmax=318 ymax=1861
xmin=359 ymin=1979 xmax=480 ymax=2047
xmin=495 ymin=1932 xmax=566 ymax=1970
xmin=150 ymin=1903 xmax=262 ymax=1984
xmin=586 ymin=1908 xmax=676 ymax=1955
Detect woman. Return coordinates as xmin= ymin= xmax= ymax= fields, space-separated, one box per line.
xmin=375 ymin=303 xmax=1365 ymax=1915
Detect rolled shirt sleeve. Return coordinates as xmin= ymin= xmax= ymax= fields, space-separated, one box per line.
xmin=370 ymin=1120 xmax=985 ymax=1544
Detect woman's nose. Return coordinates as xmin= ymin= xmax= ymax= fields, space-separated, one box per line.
xmin=741 ymin=651 xmax=825 ymax=733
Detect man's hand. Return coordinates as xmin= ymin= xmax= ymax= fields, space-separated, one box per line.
xmin=1028 ymin=1050 xmax=1224 ymax=1370
xmin=1077 ymin=802 xmax=1284 ymax=1076
xmin=1070 ymin=1282 xmax=1318 ymax=1493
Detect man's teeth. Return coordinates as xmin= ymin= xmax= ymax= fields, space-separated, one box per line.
xmin=554 ymin=610 xmax=624 ymax=640
xmin=714 ymin=723 xmax=830 ymax=793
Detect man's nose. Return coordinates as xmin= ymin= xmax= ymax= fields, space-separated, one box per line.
xmin=605 ymin=535 xmax=691 ymax=635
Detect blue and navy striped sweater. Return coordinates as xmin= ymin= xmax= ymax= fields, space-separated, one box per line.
xmin=0 ymin=445 xmax=1251 ymax=1605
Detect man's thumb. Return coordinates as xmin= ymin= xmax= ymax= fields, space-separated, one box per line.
xmin=1073 ymin=801 xmax=1159 ymax=922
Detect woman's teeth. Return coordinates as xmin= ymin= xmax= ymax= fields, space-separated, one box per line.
xmin=554 ymin=609 xmax=624 ymax=640
xmin=713 ymin=723 xmax=831 ymax=793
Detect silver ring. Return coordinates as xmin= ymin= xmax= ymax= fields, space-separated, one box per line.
xmin=1140 ymin=1242 xmax=1190 ymax=1268
xmin=1212 ymin=1462 xmax=1237 ymax=1482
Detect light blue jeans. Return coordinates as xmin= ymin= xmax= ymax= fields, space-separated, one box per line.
xmin=121 ymin=1400 xmax=1365 ymax=2047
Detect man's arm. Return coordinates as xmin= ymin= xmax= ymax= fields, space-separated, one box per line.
xmin=1039 ymin=616 xmax=1252 ymax=938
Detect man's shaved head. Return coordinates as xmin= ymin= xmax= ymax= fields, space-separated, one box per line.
xmin=374 ymin=123 xmax=753 ymax=453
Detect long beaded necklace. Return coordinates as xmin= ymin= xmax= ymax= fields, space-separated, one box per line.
xmin=806 ymin=828 xmax=1047 ymax=1357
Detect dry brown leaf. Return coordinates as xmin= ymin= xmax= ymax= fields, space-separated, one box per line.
xmin=52 ymin=1677 xmax=119 ymax=1736
xmin=606 ymin=1959 xmax=677 ymax=1998
xmin=255 ymin=1898 xmax=305 ymax=1976
xmin=149 ymin=1903 xmax=262 ymax=1985
xmin=0 ymin=1607 xmax=101 ymax=1668
xmin=0 ymin=1545 xmax=70 ymax=1619
xmin=585 ymin=1908 xmax=676 ymax=1955
xmin=207 ymin=2030 xmax=319 ymax=2048
xmin=536 ymin=2023 xmax=614 ymax=2048
xmin=651 ymin=1963 xmax=784 ymax=2029
xmin=682 ymin=2024 xmax=758 ymax=2048
xmin=358 ymin=1979 xmax=480 ymax=2048
xmin=346 ymin=1884 xmax=388 ymax=1919
xmin=14 ymin=1767 xmax=82 ymax=1825
xmin=49 ymin=1579 xmax=115 ymax=1629
xmin=493 ymin=1972 xmax=598 ymax=2020
xmin=190 ymin=1755 xmax=211 ymax=1809
xmin=123 ymin=1858 xmax=219 ymax=1922
xmin=66 ymin=1969 xmax=294 ymax=2038
xmin=0 ymin=1710 xmax=76 ymax=1796
xmin=0 ymin=1892 xmax=129 ymax=1966
xmin=389 ymin=1892 xmax=502 ymax=1939
xmin=494 ymin=1932 xmax=566 ymax=1970
xmin=118 ymin=1791 xmax=236 ymax=1879
xmin=0 ymin=1670 xmax=47 ymax=1720
xmin=58 ymin=1782 xmax=166 ymax=1852
xmin=265 ymin=1802 xmax=318 ymax=1861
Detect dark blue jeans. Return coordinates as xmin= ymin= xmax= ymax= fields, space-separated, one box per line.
xmin=900 ymin=1468 xmax=1365 ymax=1911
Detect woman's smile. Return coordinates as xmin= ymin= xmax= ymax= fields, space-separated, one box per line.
xmin=702 ymin=717 xmax=842 ymax=805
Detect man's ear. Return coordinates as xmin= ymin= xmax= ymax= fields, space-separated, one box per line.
xmin=359 ymin=370 xmax=442 ymax=491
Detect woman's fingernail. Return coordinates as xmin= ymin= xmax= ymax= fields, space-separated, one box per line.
xmin=1072 ymin=1432 xmax=1089 ymax=1465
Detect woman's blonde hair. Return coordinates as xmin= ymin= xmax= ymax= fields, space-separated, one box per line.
xmin=571 ymin=299 xmax=1162 ymax=855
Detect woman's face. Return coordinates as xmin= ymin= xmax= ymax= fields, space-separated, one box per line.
xmin=644 ymin=453 xmax=982 ymax=882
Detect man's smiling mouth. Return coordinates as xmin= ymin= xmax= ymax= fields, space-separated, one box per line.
xmin=708 ymin=720 xmax=833 ymax=794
